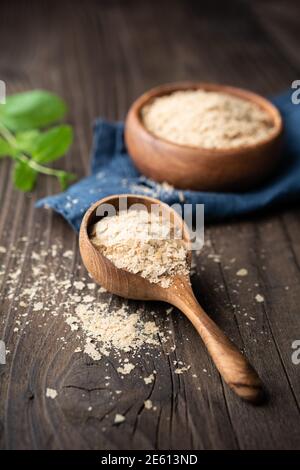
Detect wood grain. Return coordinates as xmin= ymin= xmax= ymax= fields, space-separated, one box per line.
xmin=0 ymin=0 xmax=300 ymax=450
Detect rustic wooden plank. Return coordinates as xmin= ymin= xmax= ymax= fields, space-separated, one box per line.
xmin=0 ymin=0 xmax=300 ymax=450
xmin=203 ymin=217 xmax=300 ymax=449
xmin=251 ymin=0 xmax=300 ymax=73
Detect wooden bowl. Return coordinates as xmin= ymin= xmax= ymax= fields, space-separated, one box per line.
xmin=125 ymin=82 xmax=283 ymax=191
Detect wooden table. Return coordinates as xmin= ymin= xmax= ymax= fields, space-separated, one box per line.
xmin=0 ymin=0 xmax=300 ymax=450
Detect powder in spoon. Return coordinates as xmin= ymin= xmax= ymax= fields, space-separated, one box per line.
xmin=90 ymin=209 xmax=189 ymax=288
xmin=142 ymin=89 xmax=274 ymax=149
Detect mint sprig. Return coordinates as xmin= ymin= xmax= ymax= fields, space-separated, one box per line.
xmin=0 ymin=90 xmax=75 ymax=192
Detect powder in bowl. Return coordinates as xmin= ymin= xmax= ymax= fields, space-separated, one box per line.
xmin=90 ymin=209 xmax=189 ymax=288
xmin=141 ymin=89 xmax=275 ymax=150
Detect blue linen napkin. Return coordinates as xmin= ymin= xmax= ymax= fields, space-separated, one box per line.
xmin=36 ymin=90 xmax=300 ymax=232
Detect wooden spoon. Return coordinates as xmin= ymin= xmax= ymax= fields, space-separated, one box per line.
xmin=79 ymin=194 xmax=264 ymax=404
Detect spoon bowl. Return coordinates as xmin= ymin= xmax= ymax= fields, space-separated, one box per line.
xmin=79 ymin=194 xmax=191 ymax=301
xmin=79 ymin=194 xmax=264 ymax=404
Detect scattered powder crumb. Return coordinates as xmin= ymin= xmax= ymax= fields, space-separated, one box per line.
xmin=174 ymin=365 xmax=191 ymax=374
xmin=208 ymin=253 xmax=221 ymax=263
xmin=115 ymin=390 xmax=122 ymax=395
xmin=46 ymin=388 xmax=58 ymax=399
xmin=144 ymin=399 xmax=153 ymax=410
xmin=114 ymin=413 xmax=126 ymax=424
xmin=9 ymin=268 xmax=21 ymax=280
xmin=91 ymin=209 xmax=188 ymax=288
xmin=82 ymin=295 xmax=95 ymax=303
xmin=160 ymin=181 xmax=175 ymax=192
xmin=74 ymin=281 xmax=85 ymax=290
xmin=70 ymin=302 xmax=161 ymax=359
xmin=63 ymin=250 xmax=73 ymax=259
xmin=117 ymin=363 xmax=135 ymax=375
xmin=236 ymin=268 xmax=248 ymax=277
xmin=52 ymin=245 xmax=57 ymax=257
xmin=65 ymin=316 xmax=79 ymax=331
xmin=33 ymin=302 xmax=43 ymax=312
xmin=178 ymin=191 xmax=185 ymax=203
xmin=84 ymin=339 xmax=102 ymax=361
xmin=142 ymin=89 xmax=274 ymax=149
xmin=0 ymin=246 xmax=6 ymax=253
xmin=255 ymin=294 xmax=264 ymax=303
xmin=144 ymin=373 xmax=155 ymax=384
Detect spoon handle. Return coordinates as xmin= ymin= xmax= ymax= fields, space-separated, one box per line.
xmin=172 ymin=288 xmax=264 ymax=404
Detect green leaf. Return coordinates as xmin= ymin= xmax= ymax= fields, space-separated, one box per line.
xmin=13 ymin=160 xmax=37 ymax=192
xmin=30 ymin=125 xmax=73 ymax=163
xmin=0 ymin=90 xmax=67 ymax=131
xmin=57 ymin=171 xmax=76 ymax=190
xmin=15 ymin=130 xmax=41 ymax=153
xmin=0 ymin=136 xmax=16 ymax=157
xmin=0 ymin=89 xmax=76 ymax=194
xmin=14 ymin=126 xmax=73 ymax=163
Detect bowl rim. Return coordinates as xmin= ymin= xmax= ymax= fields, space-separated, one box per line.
xmin=126 ymin=81 xmax=283 ymax=156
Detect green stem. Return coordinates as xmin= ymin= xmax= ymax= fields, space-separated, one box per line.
xmin=16 ymin=153 xmax=66 ymax=177
xmin=0 ymin=122 xmax=69 ymax=178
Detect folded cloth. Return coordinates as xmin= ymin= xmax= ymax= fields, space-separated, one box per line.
xmin=36 ymin=89 xmax=300 ymax=232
